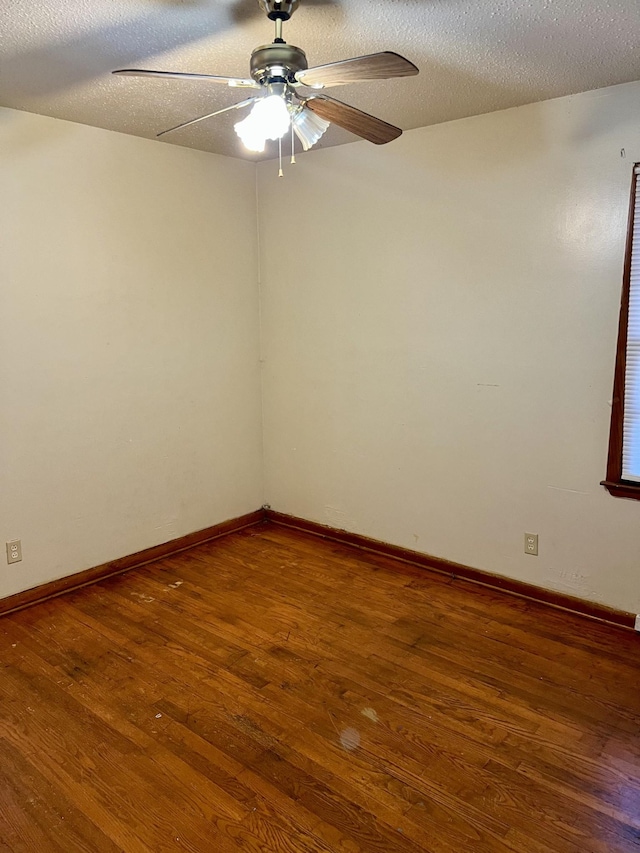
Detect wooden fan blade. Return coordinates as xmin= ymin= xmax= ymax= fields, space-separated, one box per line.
xmin=305 ymin=96 xmax=402 ymax=145
xmin=296 ymin=52 xmax=418 ymax=89
xmin=157 ymin=98 xmax=256 ymax=137
xmin=113 ymin=69 xmax=259 ymax=88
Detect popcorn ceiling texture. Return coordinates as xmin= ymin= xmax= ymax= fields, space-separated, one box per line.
xmin=1 ymin=0 xmax=639 ymax=159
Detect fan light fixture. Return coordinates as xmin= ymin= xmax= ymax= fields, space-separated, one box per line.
xmin=113 ymin=0 xmax=419 ymax=173
xmin=292 ymin=107 xmax=330 ymax=151
xmin=234 ymin=94 xmax=291 ymax=153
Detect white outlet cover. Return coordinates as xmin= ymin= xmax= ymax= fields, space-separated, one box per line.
xmin=634 ymin=614 xmax=640 ymax=632
xmin=6 ymin=539 xmax=22 ymax=563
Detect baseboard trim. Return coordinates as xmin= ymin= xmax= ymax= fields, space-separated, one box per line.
xmin=6 ymin=506 xmax=634 ymax=631
xmin=265 ymin=510 xmax=636 ymax=631
xmin=0 ymin=509 xmax=265 ymax=618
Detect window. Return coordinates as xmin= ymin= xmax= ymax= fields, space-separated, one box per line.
xmin=603 ymin=164 xmax=640 ymax=499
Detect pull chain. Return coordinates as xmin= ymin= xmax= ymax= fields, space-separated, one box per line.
xmin=278 ymin=136 xmax=283 ymax=178
xmin=291 ymin=122 xmax=296 ymax=165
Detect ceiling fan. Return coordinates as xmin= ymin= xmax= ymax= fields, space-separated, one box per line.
xmin=113 ymin=0 xmax=418 ymax=164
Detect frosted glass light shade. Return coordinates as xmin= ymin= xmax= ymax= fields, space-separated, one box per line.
xmin=234 ymin=95 xmax=291 ymax=152
xmin=292 ymin=107 xmax=330 ymax=151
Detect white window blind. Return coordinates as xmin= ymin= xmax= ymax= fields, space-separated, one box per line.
xmin=622 ymin=166 xmax=640 ymax=481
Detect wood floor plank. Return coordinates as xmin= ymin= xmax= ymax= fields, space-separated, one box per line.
xmin=1 ymin=521 xmax=639 ymax=852
xmin=0 ymin=737 xmax=121 ymax=853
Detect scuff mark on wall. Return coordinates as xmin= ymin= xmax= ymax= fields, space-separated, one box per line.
xmin=547 ymin=485 xmax=590 ymax=495
xmin=323 ymin=504 xmax=355 ymax=529
xmin=545 ymin=568 xmax=593 ymax=598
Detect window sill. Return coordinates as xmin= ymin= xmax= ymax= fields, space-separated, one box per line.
xmin=601 ymin=480 xmax=640 ymax=500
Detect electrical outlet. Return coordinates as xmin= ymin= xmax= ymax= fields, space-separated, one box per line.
xmin=6 ymin=540 xmax=22 ymax=564
xmin=524 ymin=533 xmax=538 ymax=556
xmin=634 ymin=615 xmax=640 ymax=632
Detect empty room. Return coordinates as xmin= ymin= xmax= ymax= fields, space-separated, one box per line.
xmin=1 ymin=0 xmax=639 ymax=850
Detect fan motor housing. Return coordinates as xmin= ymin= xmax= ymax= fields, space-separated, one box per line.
xmin=250 ymin=43 xmax=308 ymax=83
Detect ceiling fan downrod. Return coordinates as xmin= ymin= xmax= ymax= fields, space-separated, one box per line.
xmin=257 ymin=1 xmax=300 ymax=42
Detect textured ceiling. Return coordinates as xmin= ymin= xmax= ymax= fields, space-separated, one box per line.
xmin=2 ymin=0 xmax=640 ymax=159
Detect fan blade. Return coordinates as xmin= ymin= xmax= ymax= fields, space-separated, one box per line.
xmin=113 ymin=69 xmax=259 ymax=89
xmin=304 ymin=95 xmax=401 ymax=145
xmin=296 ymin=52 xmax=418 ymax=89
xmin=157 ymin=98 xmax=256 ymax=138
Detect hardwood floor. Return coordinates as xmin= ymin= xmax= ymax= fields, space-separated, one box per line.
xmin=1 ymin=522 xmax=639 ymax=852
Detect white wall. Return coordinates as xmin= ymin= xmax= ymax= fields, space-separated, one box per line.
xmin=0 ymin=108 xmax=263 ymax=599
xmin=5 ymin=81 xmax=640 ymax=614
xmin=258 ymin=80 xmax=640 ymax=614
